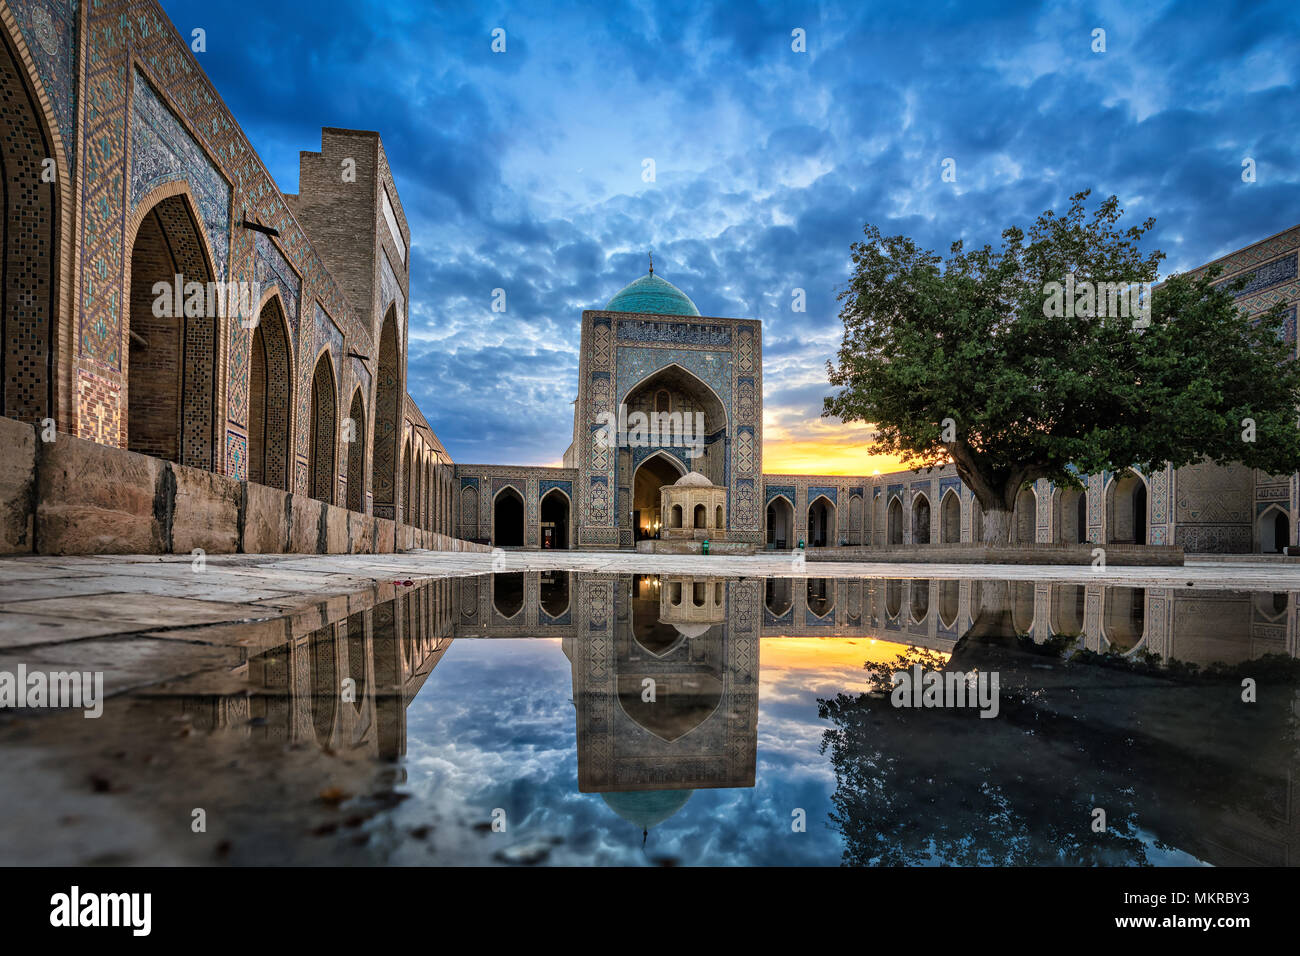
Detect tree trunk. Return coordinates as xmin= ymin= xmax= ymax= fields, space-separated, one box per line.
xmin=981 ymin=506 xmax=1013 ymax=544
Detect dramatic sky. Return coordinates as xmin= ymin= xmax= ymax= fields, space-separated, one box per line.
xmin=162 ymin=0 xmax=1299 ymax=472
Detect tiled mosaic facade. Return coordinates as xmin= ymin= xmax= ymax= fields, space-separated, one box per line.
xmin=6 ymin=2 xmax=1297 ymax=555
xmin=0 ymin=0 xmax=452 ymax=537
xmin=569 ymin=307 xmax=764 ymax=549
xmin=461 ymin=229 xmax=1299 ymax=553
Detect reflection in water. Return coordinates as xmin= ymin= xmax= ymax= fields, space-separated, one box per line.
xmin=540 ymin=572 xmax=570 ymax=618
xmin=90 ymin=574 xmax=1300 ymax=865
xmin=765 ymin=577 xmax=792 ymax=616
xmin=493 ymin=572 xmax=525 ymax=619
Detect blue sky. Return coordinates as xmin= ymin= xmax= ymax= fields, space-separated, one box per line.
xmin=161 ymin=0 xmax=1300 ymax=469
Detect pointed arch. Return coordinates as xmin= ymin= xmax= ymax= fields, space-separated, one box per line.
xmin=1053 ymin=484 xmax=1088 ymax=544
xmin=766 ymin=493 xmax=794 ymax=549
xmin=540 ymin=487 xmax=571 ymax=549
xmin=1105 ymin=469 xmax=1148 ymax=545
xmin=1013 ymin=485 xmax=1037 ymax=544
xmin=887 ymin=495 xmax=904 ymax=546
xmin=248 ymin=290 xmax=293 ymax=490
xmin=940 ymin=487 xmax=961 ymax=543
xmin=307 ymin=350 xmax=338 ymax=502
xmin=0 ymin=16 xmax=67 ymax=424
xmin=345 ymin=388 xmax=366 ymax=512
xmin=1257 ymin=503 xmax=1290 ymax=554
xmin=400 ymin=435 xmax=412 ymax=523
xmin=911 ymin=492 xmax=931 ymax=545
xmin=633 ymin=450 xmax=687 ymax=537
xmin=808 ymin=494 xmax=836 ymax=548
xmin=621 ymin=362 xmax=728 ymax=431
xmin=125 ymin=184 xmax=220 ymax=469
xmin=492 ymin=485 xmax=525 ymax=547
xmin=372 ymin=306 xmax=401 ymax=518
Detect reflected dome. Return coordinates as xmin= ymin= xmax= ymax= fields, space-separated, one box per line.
xmin=600 ymin=789 xmax=694 ymax=829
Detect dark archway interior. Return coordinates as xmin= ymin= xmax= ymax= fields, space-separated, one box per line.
xmin=249 ymin=297 xmax=291 ymax=490
xmin=373 ymin=310 xmax=400 ymax=515
xmin=494 ymin=488 xmax=524 ymax=547
xmin=633 ymin=453 xmax=684 ymax=538
xmin=492 ymin=572 xmax=524 ymax=617
xmin=127 ymin=195 xmax=216 ymax=468
xmin=808 ymin=497 xmax=834 ymax=547
xmin=541 ymin=572 xmax=570 ymax=617
xmin=765 ymin=577 xmax=792 ymax=615
xmin=808 ymin=577 xmax=833 ymax=615
xmin=540 ymin=489 xmax=569 ymax=549
xmin=307 ymin=354 xmax=336 ymax=502
xmin=767 ymin=497 xmax=793 ymax=548
xmin=346 ymin=390 xmax=365 ymax=511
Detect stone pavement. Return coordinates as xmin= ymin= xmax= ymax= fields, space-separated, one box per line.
xmin=2 ymin=548 xmax=1298 ymax=660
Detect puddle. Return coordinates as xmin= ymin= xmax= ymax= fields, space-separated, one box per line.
xmin=1 ymin=573 xmax=1297 ymax=866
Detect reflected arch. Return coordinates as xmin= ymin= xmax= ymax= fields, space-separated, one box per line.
xmin=1103 ymin=587 xmax=1146 ymax=654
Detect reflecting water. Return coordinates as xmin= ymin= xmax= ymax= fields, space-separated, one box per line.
xmin=4 ymin=573 xmax=1299 ymax=866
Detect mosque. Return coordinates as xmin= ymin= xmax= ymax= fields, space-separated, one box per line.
xmin=0 ymin=0 xmax=1297 ymax=557
xmin=458 ymin=237 xmax=1300 ymax=555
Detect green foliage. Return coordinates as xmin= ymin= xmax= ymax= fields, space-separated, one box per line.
xmin=825 ymin=191 xmax=1300 ymax=516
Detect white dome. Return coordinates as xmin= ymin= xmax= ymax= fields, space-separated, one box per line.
xmin=674 ymin=471 xmax=712 ymax=487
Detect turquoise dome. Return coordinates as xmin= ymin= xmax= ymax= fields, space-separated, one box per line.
xmin=605 ymin=273 xmax=700 ymax=316
xmin=600 ymin=789 xmax=694 ymax=829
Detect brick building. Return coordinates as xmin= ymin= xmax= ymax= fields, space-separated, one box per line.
xmin=1 ymin=0 xmax=453 ymax=551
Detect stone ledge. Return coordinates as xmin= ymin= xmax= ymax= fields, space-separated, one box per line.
xmin=806 ymin=543 xmax=1185 ymax=566
xmin=0 ymin=417 xmax=36 ymax=554
xmin=0 ymin=415 xmax=484 ymax=558
xmin=36 ymin=430 xmax=169 ymax=555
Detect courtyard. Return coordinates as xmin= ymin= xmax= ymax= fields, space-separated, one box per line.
xmin=1 ymin=548 xmax=1296 ymax=867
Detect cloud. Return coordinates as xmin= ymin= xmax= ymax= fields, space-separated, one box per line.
xmin=163 ymin=0 xmax=1300 ymax=470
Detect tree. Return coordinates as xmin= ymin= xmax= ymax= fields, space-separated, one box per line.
xmin=825 ymin=191 xmax=1300 ymax=543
